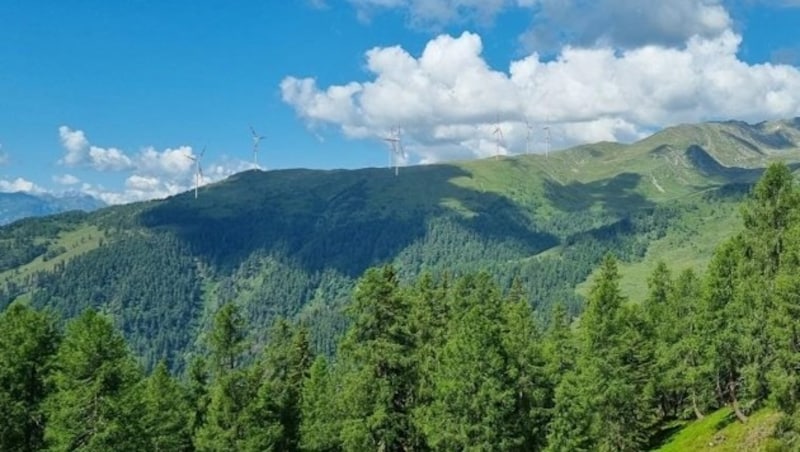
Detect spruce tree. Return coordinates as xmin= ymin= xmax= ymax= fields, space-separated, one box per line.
xmin=548 ymin=255 xmax=652 ymax=451
xmin=672 ymin=268 xmax=711 ymax=419
xmin=420 ymin=273 xmax=522 ymax=450
xmin=142 ymin=361 xmax=193 ymax=451
xmin=501 ymin=277 xmax=551 ymax=450
xmin=300 ymin=356 xmax=341 ymax=452
xmin=643 ymin=262 xmax=684 ymax=420
xmin=240 ymin=319 xmax=313 ymax=451
xmin=0 ymin=302 xmax=60 ymax=452
xmin=195 ymin=302 xmax=252 ymax=451
xmin=336 ymin=265 xmax=418 ymax=451
xmin=43 ymin=309 xmax=145 ymax=451
xmin=704 ymin=236 xmax=749 ymax=422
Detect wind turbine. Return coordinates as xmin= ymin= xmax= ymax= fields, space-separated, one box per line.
xmin=185 ymin=147 xmax=205 ymax=199
xmin=383 ymin=127 xmax=405 ymax=176
xmin=492 ymin=120 xmax=505 ymax=159
xmin=543 ymin=126 xmax=551 ymax=158
xmin=249 ymin=126 xmax=265 ymax=167
xmin=525 ymin=119 xmax=534 ymax=154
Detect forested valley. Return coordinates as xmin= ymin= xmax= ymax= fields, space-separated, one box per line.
xmin=4 ymin=162 xmax=800 ymax=450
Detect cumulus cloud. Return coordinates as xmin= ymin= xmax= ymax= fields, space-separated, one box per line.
xmin=136 ymin=146 xmax=195 ymax=178
xmin=58 ymin=126 xmax=89 ymax=166
xmin=346 ymin=0 xmax=731 ymax=51
xmin=54 ymin=127 xmax=249 ymax=204
xmin=282 ymin=30 xmax=800 ymax=163
xmin=0 ymin=177 xmax=45 ymax=194
xmin=58 ymin=126 xmax=134 ymax=171
xmin=82 ymin=158 xmax=249 ymax=205
xmin=53 ymin=174 xmax=80 ymax=185
xmin=88 ymin=146 xmax=133 ymax=171
xmin=520 ymin=0 xmax=731 ymax=52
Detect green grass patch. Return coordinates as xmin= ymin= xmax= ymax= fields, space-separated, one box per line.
xmin=653 ymin=407 xmax=781 ymax=452
xmin=0 ymin=225 xmax=106 ymax=287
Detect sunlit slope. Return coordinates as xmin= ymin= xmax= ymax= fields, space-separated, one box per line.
xmin=653 ymin=407 xmax=781 ymax=452
xmin=1 ymin=118 xmax=799 ymax=368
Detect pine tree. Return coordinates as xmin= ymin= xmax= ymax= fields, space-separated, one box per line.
xmin=336 ymin=265 xmax=419 ymax=451
xmin=542 ymin=302 xmax=575 ymax=391
xmin=739 ymin=162 xmax=800 ymax=404
xmin=0 ymin=302 xmax=60 ymax=452
xmin=195 ymin=302 xmax=252 ymax=451
xmin=672 ymin=268 xmax=711 ymax=419
xmin=300 ymin=356 xmax=341 ymax=452
xmin=240 ymin=319 xmax=313 ymax=451
xmin=43 ymin=309 xmax=145 ymax=451
xmin=501 ymin=277 xmax=551 ymax=450
xmin=186 ymin=356 xmax=210 ymax=440
xmin=420 ymin=273 xmax=522 ymax=450
xmin=741 ymin=162 xmax=799 ymax=277
xmin=142 ymin=361 xmax=193 ymax=451
xmin=643 ymin=262 xmax=684 ymax=420
xmin=704 ymin=236 xmax=749 ymax=422
xmin=767 ymin=225 xmax=800 ymax=411
xmin=209 ymin=302 xmax=247 ymax=375
xmin=548 ymin=255 xmax=652 ymax=451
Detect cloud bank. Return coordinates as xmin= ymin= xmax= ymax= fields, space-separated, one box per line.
xmin=56 ymin=126 xmax=250 ymax=204
xmin=282 ymin=29 xmax=800 ymax=163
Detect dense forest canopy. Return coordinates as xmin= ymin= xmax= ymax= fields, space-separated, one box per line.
xmin=1 ymin=120 xmax=785 ymax=372
xmin=5 ymin=162 xmax=800 ymax=450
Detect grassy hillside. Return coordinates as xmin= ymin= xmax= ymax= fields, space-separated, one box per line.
xmin=653 ymin=408 xmax=782 ymax=452
xmin=1 ymin=118 xmax=799 ymax=368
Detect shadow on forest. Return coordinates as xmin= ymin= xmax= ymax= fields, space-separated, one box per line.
xmin=543 ymin=172 xmax=655 ymax=215
xmin=138 ymin=165 xmax=559 ymax=278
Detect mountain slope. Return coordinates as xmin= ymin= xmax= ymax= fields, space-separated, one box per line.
xmin=1 ymin=118 xmax=799 ymax=369
xmin=0 ymin=192 xmax=105 ymax=225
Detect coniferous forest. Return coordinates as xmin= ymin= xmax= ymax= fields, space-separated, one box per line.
xmin=4 ymin=163 xmax=800 ymax=450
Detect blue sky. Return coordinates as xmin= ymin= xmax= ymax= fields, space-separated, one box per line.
xmin=1 ymin=1 xmax=800 ymax=204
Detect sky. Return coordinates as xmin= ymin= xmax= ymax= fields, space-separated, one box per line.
xmin=1 ymin=0 xmax=800 ymax=204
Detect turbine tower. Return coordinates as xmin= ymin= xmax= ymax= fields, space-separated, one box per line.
xmin=543 ymin=126 xmax=551 ymax=158
xmin=249 ymin=126 xmax=265 ymax=167
xmin=492 ymin=120 xmax=505 ymax=160
xmin=525 ymin=119 xmax=534 ymax=154
xmin=185 ymin=147 xmax=205 ymax=199
xmin=383 ymin=127 xmax=405 ymax=176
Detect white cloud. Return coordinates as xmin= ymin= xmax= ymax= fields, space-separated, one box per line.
xmin=136 ymin=146 xmax=195 ymax=178
xmin=75 ymin=155 xmax=249 ymax=205
xmin=282 ymin=30 xmax=800 ymax=163
xmin=88 ymin=146 xmax=134 ymax=171
xmin=346 ymin=0 xmax=731 ymax=50
xmin=520 ymin=0 xmax=731 ymax=52
xmin=58 ymin=126 xmax=89 ymax=166
xmin=53 ymin=174 xmax=80 ymax=185
xmin=0 ymin=177 xmax=45 ymax=194
xmin=58 ymin=126 xmax=134 ymax=171
xmin=53 ymin=126 xmax=250 ymax=204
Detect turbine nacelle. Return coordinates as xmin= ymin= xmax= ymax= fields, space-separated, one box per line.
xmin=383 ymin=127 xmax=405 ymax=176
xmin=250 ymin=126 xmax=265 ymax=168
xmin=185 ymin=146 xmax=206 ymax=199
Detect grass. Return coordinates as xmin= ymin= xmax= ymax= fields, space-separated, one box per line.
xmin=0 ymin=225 xmax=106 ymax=288
xmin=653 ymin=407 xmax=781 ymax=452
xmin=576 ymin=197 xmax=741 ymax=302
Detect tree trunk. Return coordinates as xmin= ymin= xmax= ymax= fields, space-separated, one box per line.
xmin=728 ymin=380 xmax=748 ymax=423
xmin=691 ymin=392 xmax=704 ymax=420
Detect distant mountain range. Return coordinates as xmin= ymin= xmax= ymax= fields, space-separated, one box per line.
xmin=1 ymin=117 xmax=799 ymax=369
xmin=0 ymin=192 xmax=106 ymax=225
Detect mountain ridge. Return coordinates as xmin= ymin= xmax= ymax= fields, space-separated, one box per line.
xmin=2 ymin=117 xmax=799 ymax=368
xmin=0 ymin=191 xmax=106 ymax=226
